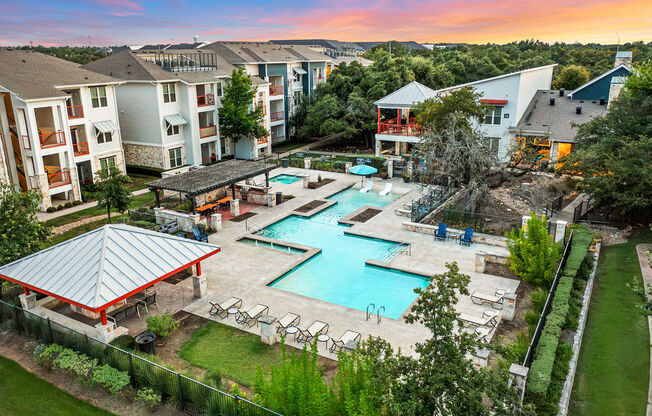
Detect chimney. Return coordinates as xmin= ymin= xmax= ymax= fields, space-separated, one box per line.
xmin=576 ymin=105 xmax=582 ymax=115
xmin=608 ymin=77 xmax=626 ymax=106
xmin=614 ymin=51 xmax=633 ymax=68
xmin=193 ymin=35 xmax=200 ymax=45
xmin=550 ymin=97 xmax=555 ymax=106
xmin=559 ymin=88 xmax=565 ymax=97
xmin=599 ymin=97 xmax=606 ymax=105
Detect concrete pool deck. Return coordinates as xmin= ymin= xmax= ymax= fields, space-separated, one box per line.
xmin=184 ymin=167 xmax=519 ymax=359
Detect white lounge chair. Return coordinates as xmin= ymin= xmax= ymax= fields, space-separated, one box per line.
xmin=235 ymin=303 xmax=269 ymax=327
xmin=475 ymin=326 xmax=493 ymax=342
xmin=379 ymin=183 xmax=392 ymax=196
xmin=470 ymin=291 xmax=504 ymax=309
xmin=296 ymin=320 xmax=329 ymax=343
xmin=360 ymin=180 xmax=373 ymax=193
xmin=208 ymin=297 xmax=242 ymax=319
xmin=329 ymin=330 xmax=362 ymax=353
xmin=458 ymin=313 xmax=498 ymax=329
xmin=276 ymin=312 xmax=301 ymax=334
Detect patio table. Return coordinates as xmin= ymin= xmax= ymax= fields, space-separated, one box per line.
xmin=317 ymin=334 xmax=330 ymax=348
xmin=285 ymin=326 xmax=299 ymax=341
xmin=196 ymin=203 xmax=217 ymax=214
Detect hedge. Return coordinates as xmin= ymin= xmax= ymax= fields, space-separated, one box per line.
xmin=126 ymin=164 xmax=164 ymax=178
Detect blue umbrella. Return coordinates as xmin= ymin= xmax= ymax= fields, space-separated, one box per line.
xmin=349 ymin=164 xmax=378 ymax=176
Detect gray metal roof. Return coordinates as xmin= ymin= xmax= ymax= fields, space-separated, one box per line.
xmin=94 ymin=120 xmax=119 ymax=133
xmin=164 ymin=114 xmax=188 ymax=126
xmin=0 ymin=224 xmax=220 ymax=311
xmin=374 ymin=81 xmax=438 ymax=108
xmin=202 ymin=41 xmax=331 ymax=64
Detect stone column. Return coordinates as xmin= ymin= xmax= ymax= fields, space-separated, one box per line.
xmin=473 ymin=348 xmax=490 ymax=368
xmin=387 ymin=159 xmax=394 ymax=179
xmin=95 ymin=322 xmax=117 ymax=343
xmin=344 ymin=162 xmax=352 ymax=174
xmin=374 ymin=139 xmax=382 ymax=157
xmin=302 ymin=175 xmax=310 ymax=188
xmin=521 ymin=215 xmax=531 ymax=232
xmin=475 ymin=251 xmax=487 ymax=273
xmin=407 ymin=160 xmax=414 ymax=177
xmin=210 ymin=213 xmax=222 ymax=232
xmin=304 ymin=158 xmax=311 ymax=170
xmin=554 ymin=220 xmax=567 ymax=243
xmin=230 ymin=199 xmax=240 ymax=217
xmin=502 ymin=293 xmax=517 ymax=321
xmin=192 ymin=274 xmax=207 ymax=298
xmin=509 ymin=364 xmax=529 ymax=405
xmin=259 ymin=315 xmax=277 ymax=345
xmin=19 ymin=293 xmax=38 ymax=310
xmin=267 ymin=193 xmax=277 ymax=207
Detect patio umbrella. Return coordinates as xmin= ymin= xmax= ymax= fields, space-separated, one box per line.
xmin=349 ymin=164 xmax=378 ymax=186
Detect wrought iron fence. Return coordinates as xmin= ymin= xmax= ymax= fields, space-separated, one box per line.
xmin=436 ymin=209 xmax=522 ymax=236
xmin=0 ymin=300 xmax=282 ymax=416
xmin=573 ymin=199 xmax=589 ymax=223
xmin=411 ymin=186 xmax=456 ymax=223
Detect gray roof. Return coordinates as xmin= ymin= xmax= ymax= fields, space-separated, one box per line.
xmin=354 ymin=41 xmax=427 ymax=51
xmin=0 ymin=49 xmax=119 ymax=100
xmin=147 ymin=159 xmax=277 ymax=196
xmin=202 ymin=41 xmax=331 ymax=64
xmin=331 ymin=56 xmax=374 ymax=67
xmin=269 ymin=39 xmax=364 ymax=54
xmin=374 ymin=81 xmax=438 ymax=108
xmin=514 ymin=90 xmax=608 ymax=142
xmin=0 ymin=224 xmax=220 ymax=311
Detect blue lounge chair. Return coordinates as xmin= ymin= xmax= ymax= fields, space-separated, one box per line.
xmin=459 ymin=228 xmax=474 ymax=246
xmin=193 ymin=226 xmax=208 ymax=242
xmin=434 ymin=223 xmax=447 ymax=241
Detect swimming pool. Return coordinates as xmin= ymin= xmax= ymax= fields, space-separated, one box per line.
xmin=269 ymin=174 xmax=302 ymax=184
xmin=261 ymin=188 xmax=430 ymax=319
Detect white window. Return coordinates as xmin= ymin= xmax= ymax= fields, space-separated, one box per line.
xmin=95 ymin=128 xmax=112 ymax=144
xmin=486 ymin=137 xmax=500 ymax=156
xmin=163 ymin=83 xmax=176 ymax=103
xmin=484 ymin=106 xmax=502 ymax=125
xmin=166 ymin=121 xmax=180 ymax=136
xmin=99 ymin=156 xmax=116 ymax=174
xmin=215 ymin=82 xmax=223 ymax=98
xmin=169 ymin=147 xmax=182 ymax=168
xmin=90 ymin=86 xmax=108 ymax=108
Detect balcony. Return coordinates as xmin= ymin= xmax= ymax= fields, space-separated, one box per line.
xmin=201 ymin=155 xmax=219 ymax=165
xmin=47 ymin=169 xmax=71 ymax=188
xmin=73 ymin=141 xmax=90 ymax=157
xmin=257 ymin=137 xmax=268 ymax=145
xmin=269 ymin=86 xmax=283 ymax=96
xmin=79 ymin=177 xmax=94 ymax=186
xmin=313 ymin=76 xmax=325 ymax=87
xmin=39 ymin=131 xmax=66 ymax=149
xmin=67 ymin=105 xmax=84 ymax=119
xmin=197 ymin=94 xmax=215 ymax=107
xmin=270 ymin=111 xmax=284 ymax=122
xmin=257 ymin=104 xmax=266 ymax=115
xmin=378 ymin=119 xmax=426 ymax=137
xmin=199 ymin=125 xmax=217 ymax=138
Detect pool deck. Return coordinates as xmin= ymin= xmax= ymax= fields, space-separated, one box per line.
xmin=184 ymin=167 xmax=518 ymax=359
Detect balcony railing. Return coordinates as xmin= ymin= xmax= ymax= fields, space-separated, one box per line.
xmin=73 ymin=141 xmax=90 ymax=156
xmin=197 ymin=94 xmax=215 ymax=107
xmin=257 ymin=104 xmax=266 ymax=115
xmin=199 ymin=125 xmax=217 ymax=138
xmin=67 ymin=105 xmax=84 ymax=119
xmin=269 ymin=86 xmax=283 ymax=96
xmin=257 ymin=137 xmax=268 ymax=145
xmin=201 ymin=155 xmax=219 ymax=165
xmin=313 ymin=76 xmax=325 ymax=86
xmin=79 ymin=177 xmax=94 ymax=186
xmin=378 ymin=122 xmax=426 ymax=137
xmin=39 ymin=131 xmax=66 ymax=149
xmin=22 ymin=135 xmax=31 ymax=150
xmin=47 ymin=169 xmax=71 ymax=188
xmin=271 ymin=134 xmax=285 ymax=143
xmin=270 ymin=111 xmax=284 ymax=122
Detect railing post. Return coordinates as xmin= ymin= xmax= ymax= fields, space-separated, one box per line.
xmin=177 ymin=373 xmax=184 ymax=410
xmin=85 ymin=334 xmax=90 ymax=354
xmin=47 ymin=317 xmax=54 ymax=343
xmin=12 ymin=306 xmax=21 ymax=336
xmin=128 ymin=353 xmax=136 ymax=388
xmin=235 ymin=396 xmax=240 ymax=416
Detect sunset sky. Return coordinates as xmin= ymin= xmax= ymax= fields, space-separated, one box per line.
xmin=1 ymin=0 xmax=650 ymax=46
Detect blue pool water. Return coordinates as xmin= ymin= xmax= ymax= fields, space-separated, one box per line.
xmin=261 ymin=188 xmax=430 ymax=319
xmin=269 ymin=174 xmax=302 ymax=184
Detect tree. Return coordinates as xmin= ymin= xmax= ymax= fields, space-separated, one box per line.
xmin=414 ymin=86 xmax=485 ymax=131
xmin=95 ymin=167 xmax=131 ymax=223
xmin=0 ymin=184 xmax=50 ymax=265
xmin=553 ymin=65 xmax=590 ymax=90
xmin=507 ymin=213 xmax=561 ymax=286
xmin=219 ymin=68 xmax=268 ymax=146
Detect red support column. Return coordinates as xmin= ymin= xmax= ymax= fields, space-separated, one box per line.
xmin=23 ymin=286 xmax=30 ymax=296
xmin=196 ymin=262 xmax=202 ymax=276
xmin=377 ymin=107 xmax=380 ymax=134
xmin=100 ymin=310 xmax=107 ymax=326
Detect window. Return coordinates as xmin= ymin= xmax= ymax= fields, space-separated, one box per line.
xmin=486 ymin=137 xmax=500 ymax=156
xmin=90 ymin=86 xmax=108 ymax=108
xmin=95 ymin=128 xmax=112 ymax=144
xmin=166 ymin=121 xmax=180 ymax=136
xmin=215 ymin=82 xmax=223 ymax=98
xmin=169 ymin=147 xmax=182 ymax=168
xmin=484 ymin=106 xmax=502 ymax=125
xmin=163 ymin=83 xmax=176 ymax=103
xmin=99 ymin=156 xmax=116 ymax=174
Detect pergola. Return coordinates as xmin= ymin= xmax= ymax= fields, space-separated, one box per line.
xmin=0 ymin=224 xmax=221 ymax=325
xmin=147 ymin=159 xmax=277 ymax=210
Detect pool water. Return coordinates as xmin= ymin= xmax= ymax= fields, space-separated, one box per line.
xmin=262 ymin=188 xmax=429 ymax=319
xmin=269 ymin=174 xmax=302 ymax=184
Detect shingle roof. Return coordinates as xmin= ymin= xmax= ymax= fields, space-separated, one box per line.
xmin=514 ymin=90 xmax=608 ymax=142
xmin=0 ymin=224 xmax=220 ymax=311
xmin=374 ymin=81 xmax=438 ymax=108
xmin=0 ymin=49 xmax=119 ymax=100
xmin=202 ymin=41 xmax=331 ymax=64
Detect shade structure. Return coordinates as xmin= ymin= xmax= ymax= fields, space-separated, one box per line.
xmin=164 ymin=114 xmax=188 ymax=126
xmin=93 ymin=120 xmax=119 ymax=133
xmin=349 ymin=164 xmax=378 ymax=176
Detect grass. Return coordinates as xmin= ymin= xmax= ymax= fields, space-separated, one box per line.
xmin=569 ymin=229 xmax=651 ymax=416
xmin=0 ymin=355 xmax=113 ymax=416
xmin=42 ymin=215 xmax=129 ymax=248
xmin=125 ymin=174 xmax=158 ymax=191
xmin=272 ymin=140 xmax=314 ymax=153
xmin=178 ymin=321 xmax=284 ymax=387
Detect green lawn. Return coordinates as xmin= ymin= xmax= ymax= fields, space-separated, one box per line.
xmin=569 ymin=230 xmax=651 ymax=416
xmin=0 ymin=355 xmax=113 ymax=416
xmin=126 ymin=173 xmax=158 ymax=191
xmin=178 ymin=321 xmax=284 ymax=387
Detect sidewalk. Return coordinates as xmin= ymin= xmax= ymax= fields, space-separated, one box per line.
xmin=551 ymin=193 xmax=591 ymax=223
xmin=37 ymin=188 xmax=150 ymax=222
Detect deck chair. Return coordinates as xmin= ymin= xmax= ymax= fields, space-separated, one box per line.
xmin=470 ymin=291 xmax=504 ymax=309
xmin=359 ymin=180 xmax=373 ymax=193
xmin=193 ymin=226 xmax=208 ymax=242
xmin=458 ymin=313 xmax=498 ymax=329
xmin=276 ymin=312 xmax=301 ymax=334
xmin=236 ymin=304 xmax=269 ymax=327
xmin=475 ymin=326 xmax=493 ymax=343
xmin=329 ymin=330 xmax=361 ymax=353
xmin=208 ymin=297 xmax=242 ymax=318
xmin=394 ymin=208 xmax=410 ymax=217
xmin=379 ymin=182 xmax=392 ymax=196
xmin=434 ymin=223 xmax=447 ymax=241
xmin=459 ymin=227 xmax=474 ymax=246
xmin=296 ymin=320 xmax=329 ymax=343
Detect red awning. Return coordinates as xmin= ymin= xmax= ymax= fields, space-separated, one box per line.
xmin=480 ymin=99 xmax=508 ymax=105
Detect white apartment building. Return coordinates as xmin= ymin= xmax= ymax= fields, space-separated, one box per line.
xmin=373 ymin=64 xmax=556 ymax=162
xmin=0 ymin=49 xmax=126 ymax=210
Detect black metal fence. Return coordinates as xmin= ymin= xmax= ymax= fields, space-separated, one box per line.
xmin=411 ymin=186 xmax=456 ymax=223
xmin=0 ymin=299 xmax=282 ymax=416
xmin=543 ymin=194 xmax=564 ymax=218
xmin=573 ymin=199 xmax=589 ymax=223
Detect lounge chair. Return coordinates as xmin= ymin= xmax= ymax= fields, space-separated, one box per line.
xmin=236 ymin=304 xmax=270 ymax=327
xmin=459 ymin=227 xmax=474 ymax=246
xmin=470 ymin=291 xmax=504 ymax=309
xmin=329 ymin=330 xmax=361 ymax=353
xmin=434 ymin=223 xmax=447 ymax=241
xmin=208 ymin=297 xmax=242 ymax=318
xmin=394 ymin=208 xmax=410 ymax=217
xmin=379 ymin=183 xmax=392 ymax=196
xmin=475 ymin=326 xmax=493 ymax=343
xmin=359 ymin=180 xmax=373 ymax=193
xmin=193 ymin=226 xmax=208 ymax=242
xmin=458 ymin=313 xmax=498 ymax=329
xmin=296 ymin=320 xmax=329 ymax=343
xmin=276 ymin=312 xmax=301 ymax=334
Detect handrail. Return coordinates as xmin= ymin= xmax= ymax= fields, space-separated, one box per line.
xmin=366 ymin=303 xmax=375 ymax=321
xmin=376 ymin=306 xmax=385 ymax=324
xmin=269 ymin=86 xmax=283 ymax=96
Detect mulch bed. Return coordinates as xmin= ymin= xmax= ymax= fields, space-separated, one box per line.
xmin=307 ymin=178 xmax=335 ymax=189
xmin=349 ymin=208 xmax=382 ymax=223
xmin=295 ymin=200 xmax=327 ymax=213
xmin=230 ymin=212 xmax=257 ymax=222
xmin=484 ymin=262 xmax=519 ymax=279
xmin=164 ymin=268 xmax=193 ymax=284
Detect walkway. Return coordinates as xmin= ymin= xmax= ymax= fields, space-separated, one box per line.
xmin=552 ymin=193 xmax=591 ymax=223
xmin=36 ymin=188 xmax=150 ymax=222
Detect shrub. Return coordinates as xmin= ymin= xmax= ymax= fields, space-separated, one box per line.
xmin=92 ymin=364 xmax=130 ymax=394
xmin=136 ymin=387 xmax=162 ymax=410
xmin=72 ymin=200 xmax=84 ymax=206
xmin=56 ymin=204 xmax=64 ymax=211
xmin=524 ymin=309 xmax=540 ymax=327
xmin=53 ymin=348 xmax=98 ymax=384
xmin=530 ymin=287 xmax=548 ymax=315
xmin=64 ymin=202 xmax=73 ymax=208
xmin=203 ymin=370 xmax=223 ymax=389
xmin=146 ymin=314 xmax=179 ymax=338
xmin=110 ymin=335 xmax=135 ymax=351
xmin=34 ymin=343 xmax=63 ymax=369
xmin=46 ymin=207 xmax=56 ymax=213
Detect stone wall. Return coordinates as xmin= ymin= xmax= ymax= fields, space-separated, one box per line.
xmin=163 ymin=143 xmax=187 ymax=170
xmin=402 ymin=221 xmax=508 ymax=248
xmin=124 ymin=143 xmax=164 ymax=169
xmin=93 ymin=150 xmax=126 ymax=175
xmin=154 ymin=207 xmax=206 ymax=232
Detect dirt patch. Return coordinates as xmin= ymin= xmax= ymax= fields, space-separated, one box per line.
xmin=163 ymin=268 xmax=193 ymax=285
xmin=307 ymin=178 xmax=336 ymax=189
xmin=349 ymin=208 xmax=382 ymax=223
xmin=485 ymin=262 xmax=518 ymax=279
xmin=311 ymin=135 xmax=373 ymax=154
xmin=51 ymin=214 xmax=108 ymax=235
xmin=490 ymin=280 xmax=536 ymax=350
xmin=0 ymin=331 xmax=183 ymax=416
xmin=295 ymin=200 xmax=327 ymax=213
xmin=230 ymin=212 xmax=258 ymax=223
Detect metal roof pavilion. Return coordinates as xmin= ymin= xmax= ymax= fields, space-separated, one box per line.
xmin=374 ymin=81 xmax=439 ymax=109
xmin=0 ymin=224 xmax=220 ymax=323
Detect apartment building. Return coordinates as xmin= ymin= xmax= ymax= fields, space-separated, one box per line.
xmin=202 ymin=41 xmax=332 ymax=144
xmin=0 ymin=49 xmax=126 ymax=210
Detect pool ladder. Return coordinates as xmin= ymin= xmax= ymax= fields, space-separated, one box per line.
xmin=366 ymin=303 xmax=386 ymax=324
